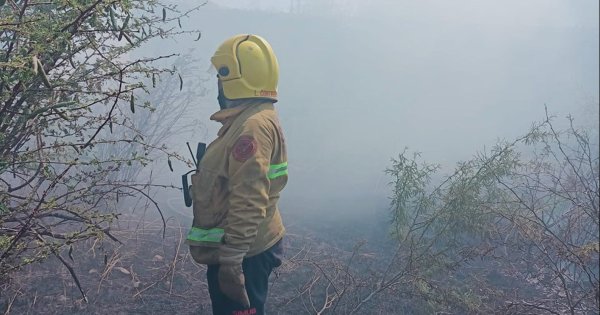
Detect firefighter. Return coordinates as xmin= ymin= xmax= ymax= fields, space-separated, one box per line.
xmin=186 ymin=34 xmax=287 ymax=315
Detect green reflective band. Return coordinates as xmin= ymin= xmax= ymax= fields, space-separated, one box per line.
xmin=186 ymin=227 xmax=224 ymax=243
xmin=268 ymin=162 xmax=288 ymax=179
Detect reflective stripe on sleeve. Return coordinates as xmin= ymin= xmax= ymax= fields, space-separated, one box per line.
xmin=186 ymin=227 xmax=224 ymax=243
xmin=268 ymin=162 xmax=288 ymax=179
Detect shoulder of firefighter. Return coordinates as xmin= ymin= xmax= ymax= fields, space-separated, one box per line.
xmin=186 ymin=102 xmax=287 ymax=265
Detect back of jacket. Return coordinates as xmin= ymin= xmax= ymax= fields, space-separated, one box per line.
xmin=188 ymin=102 xmax=287 ymax=260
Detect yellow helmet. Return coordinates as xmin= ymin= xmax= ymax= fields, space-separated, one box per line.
xmin=211 ymin=34 xmax=279 ymax=102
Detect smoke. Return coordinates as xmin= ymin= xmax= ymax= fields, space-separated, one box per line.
xmin=148 ymin=0 xmax=598 ymax=218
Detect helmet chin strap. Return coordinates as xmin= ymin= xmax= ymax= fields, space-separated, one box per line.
xmin=217 ymin=86 xmax=231 ymax=110
xmin=217 ymin=80 xmax=238 ymax=110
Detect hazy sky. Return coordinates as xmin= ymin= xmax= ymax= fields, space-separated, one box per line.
xmin=154 ymin=0 xmax=599 ymax=218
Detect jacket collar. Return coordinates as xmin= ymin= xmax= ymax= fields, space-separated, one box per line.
xmin=210 ymin=100 xmax=273 ymax=136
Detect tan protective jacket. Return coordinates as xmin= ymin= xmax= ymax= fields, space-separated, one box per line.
xmin=187 ymin=101 xmax=287 ymax=265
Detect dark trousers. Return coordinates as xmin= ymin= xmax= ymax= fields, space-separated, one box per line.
xmin=207 ymin=239 xmax=283 ymax=315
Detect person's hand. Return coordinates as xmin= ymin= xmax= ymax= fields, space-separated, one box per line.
xmin=218 ymin=263 xmax=251 ymax=307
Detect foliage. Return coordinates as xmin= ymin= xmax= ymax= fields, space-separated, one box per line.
xmin=262 ymin=111 xmax=598 ymax=315
xmin=382 ymin=110 xmax=599 ymax=314
xmin=0 ymin=0 xmax=204 ymax=298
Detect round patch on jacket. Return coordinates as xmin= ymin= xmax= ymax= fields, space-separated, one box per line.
xmin=232 ymin=136 xmax=258 ymax=162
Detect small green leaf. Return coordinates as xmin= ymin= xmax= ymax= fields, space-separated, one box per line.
xmin=118 ymin=14 xmax=130 ymax=41
xmin=122 ymin=14 xmax=130 ymax=29
xmin=56 ymin=110 xmax=69 ymax=120
xmin=71 ymin=144 xmax=80 ymax=154
xmin=122 ymin=32 xmax=134 ymax=45
xmin=109 ymin=7 xmax=117 ymax=31
xmin=129 ymin=94 xmax=135 ymax=113
xmin=0 ymin=202 xmax=8 ymax=214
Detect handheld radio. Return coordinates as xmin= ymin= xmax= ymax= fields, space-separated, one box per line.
xmin=182 ymin=142 xmax=206 ymax=207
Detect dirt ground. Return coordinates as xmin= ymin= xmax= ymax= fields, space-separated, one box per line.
xmin=1 ymin=212 xmax=392 ymax=314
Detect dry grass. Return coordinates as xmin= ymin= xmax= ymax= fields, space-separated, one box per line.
xmin=0 ymin=213 xmax=378 ymax=315
xmin=1 ymin=214 xmax=212 ymax=314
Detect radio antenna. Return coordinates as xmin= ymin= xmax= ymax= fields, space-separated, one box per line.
xmin=186 ymin=142 xmax=198 ymax=167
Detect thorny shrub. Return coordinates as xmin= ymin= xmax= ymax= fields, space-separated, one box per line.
xmin=0 ymin=0 xmax=206 ymax=300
